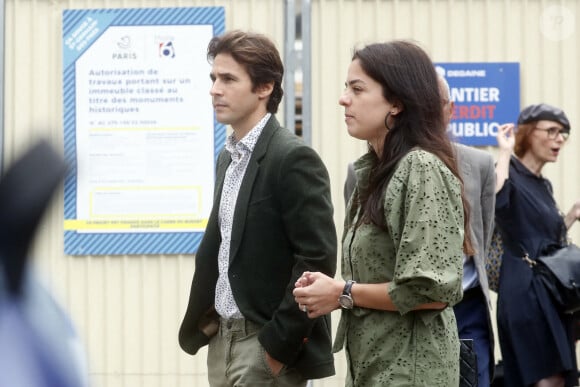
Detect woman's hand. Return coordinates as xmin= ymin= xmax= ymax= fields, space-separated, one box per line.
xmin=496 ymin=123 xmax=515 ymax=152
xmin=264 ymin=351 xmax=284 ymax=376
xmin=497 ymin=123 xmax=515 ymax=151
xmin=293 ymin=272 xmax=343 ymax=318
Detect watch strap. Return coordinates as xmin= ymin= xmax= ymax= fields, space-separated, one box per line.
xmin=342 ymin=280 xmax=356 ymax=296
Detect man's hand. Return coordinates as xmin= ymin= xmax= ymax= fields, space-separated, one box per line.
xmin=265 ymin=351 xmax=284 ymax=376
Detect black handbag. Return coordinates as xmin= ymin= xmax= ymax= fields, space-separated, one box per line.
xmin=523 ymin=244 xmax=580 ymax=314
xmin=459 ymin=339 xmax=478 ymax=387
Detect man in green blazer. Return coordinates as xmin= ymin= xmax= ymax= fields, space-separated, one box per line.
xmin=178 ymin=30 xmax=337 ymax=386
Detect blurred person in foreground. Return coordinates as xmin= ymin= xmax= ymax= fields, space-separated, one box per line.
xmin=178 ymin=30 xmax=337 ymax=386
xmin=294 ymin=40 xmax=472 ymax=386
xmin=494 ymin=103 xmax=580 ymax=387
xmin=0 ymin=141 xmax=89 ymax=387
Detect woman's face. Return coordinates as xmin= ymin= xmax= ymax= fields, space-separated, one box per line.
xmin=338 ymin=59 xmax=397 ymax=155
xmin=526 ymin=119 xmax=568 ymax=164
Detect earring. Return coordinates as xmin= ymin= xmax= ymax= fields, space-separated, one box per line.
xmin=384 ymin=112 xmax=392 ymax=131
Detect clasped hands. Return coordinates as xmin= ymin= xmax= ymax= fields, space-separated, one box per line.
xmin=293 ymin=271 xmax=342 ymax=318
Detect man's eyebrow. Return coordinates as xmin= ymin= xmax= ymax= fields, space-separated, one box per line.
xmin=211 ymin=71 xmax=237 ymax=79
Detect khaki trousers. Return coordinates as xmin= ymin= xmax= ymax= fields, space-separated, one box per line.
xmin=207 ymin=318 xmax=307 ymax=387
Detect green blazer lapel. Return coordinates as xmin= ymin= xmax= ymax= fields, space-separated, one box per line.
xmin=228 ymin=116 xmax=279 ymax=263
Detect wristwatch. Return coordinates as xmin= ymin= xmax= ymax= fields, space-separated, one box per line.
xmin=338 ymin=280 xmax=356 ymax=309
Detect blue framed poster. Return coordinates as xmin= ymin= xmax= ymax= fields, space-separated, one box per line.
xmin=435 ymin=62 xmax=520 ymax=146
xmin=62 ymin=7 xmax=225 ymax=255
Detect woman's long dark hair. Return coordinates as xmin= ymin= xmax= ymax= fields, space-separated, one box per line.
xmin=355 ymin=40 xmax=473 ymax=255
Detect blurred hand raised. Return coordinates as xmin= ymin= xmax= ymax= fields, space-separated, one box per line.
xmin=497 ymin=123 xmax=515 ymax=152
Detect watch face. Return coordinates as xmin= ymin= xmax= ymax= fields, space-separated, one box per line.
xmin=339 ymin=295 xmax=354 ymax=309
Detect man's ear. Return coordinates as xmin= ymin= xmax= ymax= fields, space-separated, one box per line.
xmin=256 ymin=82 xmax=274 ymax=99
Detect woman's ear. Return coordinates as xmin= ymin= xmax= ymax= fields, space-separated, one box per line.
xmin=390 ymin=101 xmax=403 ymax=116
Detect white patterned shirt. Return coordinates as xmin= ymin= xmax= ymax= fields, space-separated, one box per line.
xmin=215 ymin=113 xmax=271 ymax=319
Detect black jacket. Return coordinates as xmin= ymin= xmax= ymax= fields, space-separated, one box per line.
xmin=178 ymin=116 xmax=337 ymax=379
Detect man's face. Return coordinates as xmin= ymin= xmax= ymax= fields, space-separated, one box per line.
xmin=437 ymin=78 xmax=454 ymax=126
xmin=209 ymin=53 xmax=270 ymax=136
xmin=443 ymin=99 xmax=454 ymax=126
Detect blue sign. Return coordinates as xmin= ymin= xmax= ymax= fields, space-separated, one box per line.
xmin=435 ymin=62 xmax=520 ymax=146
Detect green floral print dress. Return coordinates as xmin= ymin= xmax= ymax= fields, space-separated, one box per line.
xmin=333 ymin=149 xmax=464 ymax=387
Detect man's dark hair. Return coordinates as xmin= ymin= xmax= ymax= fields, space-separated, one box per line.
xmin=207 ymin=30 xmax=284 ymax=114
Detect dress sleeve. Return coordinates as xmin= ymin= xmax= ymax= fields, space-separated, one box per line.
xmin=495 ymin=175 xmax=513 ymax=215
xmin=495 ymin=159 xmax=528 ymax=225
xmin=385 ymin=151 xmax=464 ymax=315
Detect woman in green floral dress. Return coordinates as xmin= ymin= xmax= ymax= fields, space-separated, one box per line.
xmin=293 ymin=40 xmax=472 ymax=386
